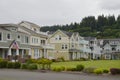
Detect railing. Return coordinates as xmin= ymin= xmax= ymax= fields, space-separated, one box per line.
xmin=41 ymin=44 xmax=55 ymax=49
xmin=103 ymin=50 xmax=120 ymax=53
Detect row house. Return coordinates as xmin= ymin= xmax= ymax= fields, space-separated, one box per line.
xmin=0 ymin=21 xmax=54 ymax=61
xmin=47 ymin=30 xmax=81 ymax=60
xmin=84 ymin=37 xmax=102 ymax=59
xmin=79 ymin=37 xmax=91 ymax=59
xmin=98 ymin=39 xmax=120 ymax=60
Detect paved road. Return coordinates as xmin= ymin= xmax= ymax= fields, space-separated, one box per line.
xmin=0 ymin=69 xmax=120 ymax=80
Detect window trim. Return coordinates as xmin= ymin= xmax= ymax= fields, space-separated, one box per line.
xmin=6 ymin=33 xmax=12 ymax=40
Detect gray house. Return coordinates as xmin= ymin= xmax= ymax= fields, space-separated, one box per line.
xmin=0 ymin=24 xmax=31 ymax=61
xmin=101 ymin=39 xmax=120 ymax=59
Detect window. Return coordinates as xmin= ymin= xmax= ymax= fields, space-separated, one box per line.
xmin=62 ymin=44 xmax=67 ymax=49
xmin=72 ymin=43 xmax=74 ymax=48
xmin=41 ymin=40 xmax=45 ymax=45
xmin=18 ymin=35 xmax=20 ymax=39
xmin=65 ymin=44 xmax=67 ymax=49
xmin=25 ymin=36 xmax=29 ymax=43
xmin=32 ymin=38 xmax=39 ymax=44
xmin=34 ymin=49 xmax=39 ymax=59
xmin=59 ymin=35 xmax=61 ymax=40
xmin=62 ymin=44 xmax=64 ymax=49
xmin=34 ymin=28 xmax=36 ymax=31
xmin=0 ymin=32 xmax=2 ymax=41
xmin=55 ymin=35 xmax=61 ymax=40
xmin=7 ymin=33 xmax=11 ymax=40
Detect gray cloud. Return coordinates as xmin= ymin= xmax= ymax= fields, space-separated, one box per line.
xmin=0 ymin=0 xmax=120 ymax=26
xmin=100 ymin=0 xmax=120 ymax=10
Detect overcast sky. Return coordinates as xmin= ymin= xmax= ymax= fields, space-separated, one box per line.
xmin=0 ymin=0 xmax=120 ymax=26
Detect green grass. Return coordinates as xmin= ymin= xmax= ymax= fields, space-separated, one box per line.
xmin=51 ymin=60 xmax=120 ymax=69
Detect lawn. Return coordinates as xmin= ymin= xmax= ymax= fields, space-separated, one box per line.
xmin=51 ymin=60 xmax=120 ymax=69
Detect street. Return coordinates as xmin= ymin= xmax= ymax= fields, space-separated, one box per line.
xmin=0 ymin=69 xmax=120 ymax=80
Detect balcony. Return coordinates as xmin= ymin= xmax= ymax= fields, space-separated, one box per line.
xmin=103 ymin=50 xmax=120 ymax=53
xmin=41 ymin=44 xmax=55 ymax=49
xmin=69 ymin=49 xmax=81 ymax=52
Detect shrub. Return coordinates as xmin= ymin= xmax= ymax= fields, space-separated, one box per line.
xmin=94 ymin=69 xmax=103 ymax=74
xmin=103 ymin=69 xmax=109 ymax=73
xmin=83 ymin=67 xmax=96 ymax=73
xmin=37 ymin=58 xmax=52 ymax=70
xmin=76 ymin=64 xmax=84 ymax=71
xmin=52 ymin=67 xmax=62 ymax=72
xmin=27 ymin=64 xmax=38 ymax=70
xmin=0 ymin=60 xmax=8 ymax=68
xmin=0 ymin=58 xmax=3 ymax=61
xmin=21 ymin=63 xmax=28 ymax=69
xmin=110 ymin=68 xmax=120 ymax=75
xmin=7 ymin=62 xmax=14 ymax=68
xmin=26 ymin=59 xmax=37 ymax=64
xmin=56 ymin=57 xmax=65 ymax=62
xmin=65 ymin=67 xmax=72 ymax=71
xmin=14 ymin=62 xmax=21 ymax=69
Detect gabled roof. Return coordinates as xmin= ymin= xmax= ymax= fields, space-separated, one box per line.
xmin=61 ymin=30 xmax=73 ymax=37
xmin=19 ymin=21 xmax=40 ymax=28
xmin=0 ymin=23 xmax=19 ymax=28
xmin=19 ymin=26 xmax=47 ymax=38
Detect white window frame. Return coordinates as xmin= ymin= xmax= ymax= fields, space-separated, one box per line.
xmin=34 ymin=49 xmax=40 ymax=59
xmin=6 ymin=33 xmax=11 ymax=40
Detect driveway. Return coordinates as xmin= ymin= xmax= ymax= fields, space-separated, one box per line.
xmin=0 ymin=69 xmax=119 ymax=80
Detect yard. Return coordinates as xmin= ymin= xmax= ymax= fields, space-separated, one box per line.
xmin=51 ymin=60 xmax=120 ymax=70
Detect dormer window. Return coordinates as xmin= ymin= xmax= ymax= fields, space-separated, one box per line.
xmin=59 ymin=35 xmax=61 ymax=40
xmin=34 ymin=28 xmax=36 ymax=32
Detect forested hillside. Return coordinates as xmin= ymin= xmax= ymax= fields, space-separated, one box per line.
xmin=40 ymin=15 xmax=120 ymax=39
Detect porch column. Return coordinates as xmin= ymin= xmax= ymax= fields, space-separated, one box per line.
xmin=44 ymin=48 xmax=46 ymax=58
xmin=8 ymin=48 xmax=11 ymax=60
xmin=8 ymin=48 xmax=11 ymax=56
xmin=29 ymin=49 xmax=31 ymax=55
xmin=22 ymin=49 xmax=24 ymax=58
xmin=16 ymin=49 xmax=19 ymax=55
xmin=28 ymin=49 xmax=31 ymax=59
xmin=72 ymin=52 xmax=75 ymax=60
xmin=2 ymin=49 xmax=5 ymax=59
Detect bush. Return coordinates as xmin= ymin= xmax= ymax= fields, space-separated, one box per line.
xmin=83 ymin=67 xmax=96 ymax=73
xmin=26 ymin=59 xmax=37 ymax=64
xmin=76 ymin=64 xmax=84 ymax=71
xmin=103 ymin=69 xmax=109 ymax=73
xmin=52 ymin=67 xmax=62 ymax=72
xmin=110 ymin=68 xmax=120 ymax=75
xmin=37 ymin=58 xmax=52 ymax=70
xmin=0 ymin=60 xmax=8 ymax=68
xmin=56 ymin=57 xmax=65 ymax=62
xmin=94 ymin=69 xmax=103 ymax=74
xmin=14 ymin=62 xmax=21 ymax=69
xmin=7 ymin=62 xmax=14 ymax=68
xmin=21 ymin=63 xmax=28 ymax=69
xmin=27 ymin=64 xmax=38 ymax=70
xmin=65 ymin=67 xmax=73 ymax=71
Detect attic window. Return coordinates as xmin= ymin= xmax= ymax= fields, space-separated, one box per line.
xmin=59 ymin=35 xmax=61 ymax=40
xmin=34 ymin=28 xmax=36 ymax=31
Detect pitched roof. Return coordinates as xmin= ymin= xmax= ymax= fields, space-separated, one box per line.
xmin=19 ymin=21 xmax=40 ymax=28
xmin=0 ymin=23 xmax=19 ymax=28
xmin=84 ymin=37 xmax=96 ymax=41
xmin=61 ymin=30 xmax=73 ymax=37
